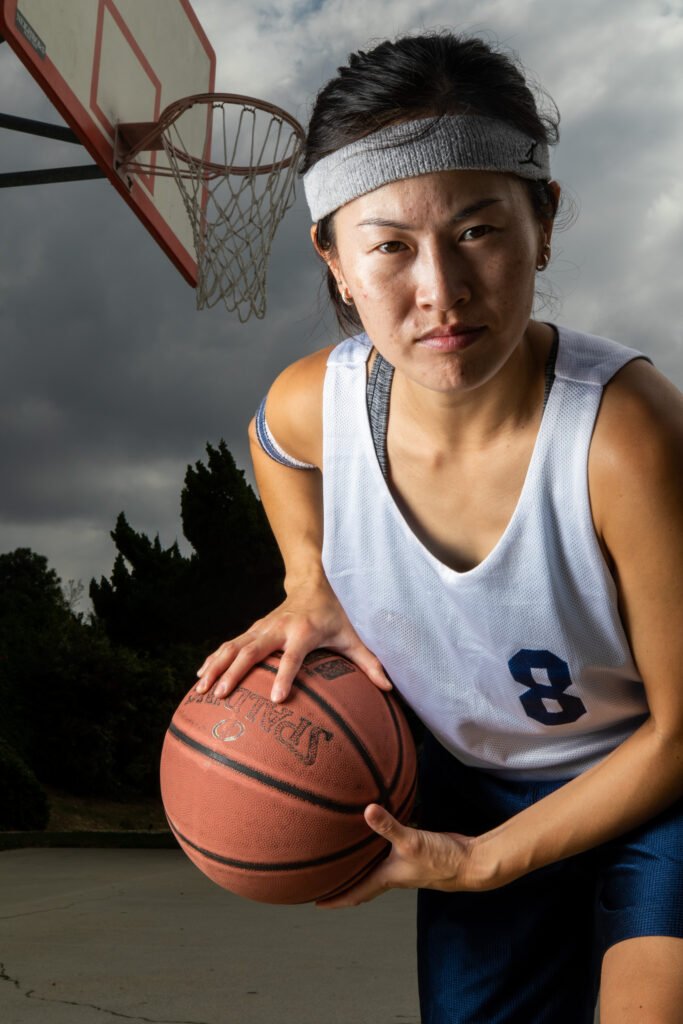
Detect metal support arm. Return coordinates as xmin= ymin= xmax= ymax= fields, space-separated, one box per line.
xmin=0 ymin=113 xmax=104 ymax=185
xmin=0 ymin=111 xmax=81 ymax=144
xmin=0 ymin=165 xmax=105 ymax=187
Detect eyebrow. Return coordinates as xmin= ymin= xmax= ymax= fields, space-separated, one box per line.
xmin=356 ymin=197 xmax=503 ymax=229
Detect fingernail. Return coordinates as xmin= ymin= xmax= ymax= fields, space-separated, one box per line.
xmin=214 ymin=685 xmax=226 ymax=698
xmin=271 ymin=686 xmax=284 ymax=703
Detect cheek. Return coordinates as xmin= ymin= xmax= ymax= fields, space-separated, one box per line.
xmin=488 ymin=241 xmax=537 ymax=305
xmin=349 ymin=265 xmax=411 ymax=319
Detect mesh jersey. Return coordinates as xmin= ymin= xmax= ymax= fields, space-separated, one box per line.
xmin=321 ymin=325 xmax=650 ymax=779
xmin=255 ymin=339 xmax=558 ymax=478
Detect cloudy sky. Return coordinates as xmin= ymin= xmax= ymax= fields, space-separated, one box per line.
xmin=1 ymin=0 xmax=682 ymax=611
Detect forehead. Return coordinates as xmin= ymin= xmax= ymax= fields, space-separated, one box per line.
xmin=336 ymin=169 xmax=531 ymax=226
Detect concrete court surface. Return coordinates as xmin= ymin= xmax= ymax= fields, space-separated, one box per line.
xmin=0 ymin=847 xmax=420 ymax=1024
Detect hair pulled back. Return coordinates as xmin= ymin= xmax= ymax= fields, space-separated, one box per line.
xmin=304 ymin=32 xmax=560 ymax=334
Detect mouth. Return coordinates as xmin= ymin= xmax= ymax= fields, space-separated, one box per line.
xmin=416 ymin=324 xmax=485 ymax=352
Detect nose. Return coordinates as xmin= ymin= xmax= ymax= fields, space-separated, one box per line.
xmin=414 ymin=240 xmax=471 ymax=311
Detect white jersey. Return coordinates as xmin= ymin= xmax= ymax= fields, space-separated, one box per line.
xmin=321 ymin=326 xmax=650 ymax=779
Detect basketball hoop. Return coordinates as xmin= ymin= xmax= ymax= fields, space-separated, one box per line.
xmin=116 ymin=94 xmax=305 ymax=321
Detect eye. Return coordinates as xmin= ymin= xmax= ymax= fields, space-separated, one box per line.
xmin=375 ymin=240 xmax=408 ymax=254
xmin=460 ymin=224 xmax=495 ymax=242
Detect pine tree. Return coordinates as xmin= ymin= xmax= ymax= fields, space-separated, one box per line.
xmin=90 ymin=440 xmax=284 ymax=661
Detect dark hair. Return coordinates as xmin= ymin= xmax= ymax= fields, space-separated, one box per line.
xmin=303 ymin=32 xmax=561 ymax=334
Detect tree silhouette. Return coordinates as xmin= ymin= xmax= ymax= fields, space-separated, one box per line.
xmin=181 ymin=440 xmax=284 ymax=645
xmin=0 ymin=548 xmax=71 ymax=762
xmin=90 ymin=440 xmax=284 ymax=665
xmin=0 ymin=548 xmax=177 ymax=803
xmin=0 ymin=441 xmax=287 ymax=812
xmin=90 ymin=515 xmax=190 ymax=657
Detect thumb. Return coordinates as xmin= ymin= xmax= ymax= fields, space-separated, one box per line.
xmin=364 ymin=803 xmax=405 ymax=841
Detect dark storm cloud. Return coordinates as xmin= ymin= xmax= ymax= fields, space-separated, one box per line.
xmin=0 ymin=175 xmax=325 ymax=546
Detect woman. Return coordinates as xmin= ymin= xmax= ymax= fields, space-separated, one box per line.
xmin=195 ymin=34 xmax=683 ymax=1023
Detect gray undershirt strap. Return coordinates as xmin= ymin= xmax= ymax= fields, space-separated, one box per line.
xmin=255 ymin=333 xmax=559 ymax=476
xmin=366 ymin=333 xmax=559 ymax=479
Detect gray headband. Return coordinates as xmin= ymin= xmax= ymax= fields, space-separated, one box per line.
xmin=303 ymin=114 xmax=551 ymax=222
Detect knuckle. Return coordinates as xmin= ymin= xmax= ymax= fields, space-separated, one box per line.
xmin=241 ymin=639 xmax=262 ymax=658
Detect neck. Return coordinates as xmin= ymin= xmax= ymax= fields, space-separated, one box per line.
xmin=391 ymin=321 xmax=554 ymax=454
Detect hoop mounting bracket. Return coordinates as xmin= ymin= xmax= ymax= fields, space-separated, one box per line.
xmin=114 ymin=121 xmax=164 ymax=179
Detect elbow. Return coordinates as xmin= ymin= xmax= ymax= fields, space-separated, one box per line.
xmin=648 ymin=715 xmax=683 ymax=763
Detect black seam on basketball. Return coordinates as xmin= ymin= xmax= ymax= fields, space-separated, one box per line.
xmin=381 ymin=691 xmax=404 ymax=814
xmin=254 ymin=662 xmax=416 ymax=823
xmin=394 ymin=769 xmax=418 ymax=823
xmin=314 ymin=845 xmax=390 ymax=902
xmin=166 ymin=772 xmax=416 ymax=886
xmin=295 ymin=677 xmax=393 ymax=805
xmin=167 ymin=722 xmax=367 ymax=814
xmin=263 ymin=655 xmax=409 ymax=813
xmin=166 ymin=816 xmax=384 ymax=872
xmin=257 ymin=656 xmax=414 ymax=820
xmin=257 ymin=660 xmax=392 ymax=805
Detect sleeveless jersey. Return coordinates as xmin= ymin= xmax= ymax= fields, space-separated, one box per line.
xmin=321 ymin=325 xmax=650 ymax=779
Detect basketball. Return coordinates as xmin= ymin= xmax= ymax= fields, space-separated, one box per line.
xmin=160 ymin=649 xmax=417 ymax=904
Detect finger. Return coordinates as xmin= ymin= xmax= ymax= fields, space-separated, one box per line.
xmin=195 ymin=640 xmax=244 ymax=693
xmin=196 ymin=663 xmax=229 ymax=693
xmin=213 ymin=642 xmax=271 ymax=698
xmin=196 ymin=655 xmax=210 ymax=677
xmin=363 ymin=803 xmax=407 ymax=842
xmin=316 ymin=806 xmax=408 ymax=909
xmin=270 ymin=646 xmax=307 ymax=703
xmin=316 ymin=859 xmax=391 ymax=909
xmin=343 ymin=645 xmax=392 ymax=691
xmin=195 ymin=633 xmax=252 ymax=684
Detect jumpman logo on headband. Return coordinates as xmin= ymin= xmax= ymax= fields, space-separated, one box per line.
xmin=520 ymin=142 xmax=542 ymax=168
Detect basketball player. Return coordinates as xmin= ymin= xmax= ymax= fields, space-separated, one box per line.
xmin=195 ymin=34 xmax=683 ymax=1023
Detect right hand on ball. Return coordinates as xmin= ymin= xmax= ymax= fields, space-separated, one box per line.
xmin=194 ymin=577 xmax=392 ymax=704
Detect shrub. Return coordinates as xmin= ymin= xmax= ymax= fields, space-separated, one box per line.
xmin=0 ymin=738 xmax=49 ymax=830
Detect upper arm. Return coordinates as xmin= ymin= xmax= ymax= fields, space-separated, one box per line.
xmin=248 ymin=346 xmax=333 ymax=471
xmin=589 ymin=359 xmax=683 ymax=735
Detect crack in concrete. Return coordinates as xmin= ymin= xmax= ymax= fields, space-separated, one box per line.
xmin=0 ymin=962 xmax=214 ymax=1024
xmin=0 ymin=892 xmax=127 ymax=922
xmin=0 ymin=901 xmax=89 ymax=921
xmin=0 ymin=960 xmax=21 ymax=989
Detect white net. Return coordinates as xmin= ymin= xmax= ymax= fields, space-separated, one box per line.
xmin=159 ymin=96 xmax=304 ymax=321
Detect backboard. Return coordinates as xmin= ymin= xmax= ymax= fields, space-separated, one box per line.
xmin=0 ymin=0 xmax=216 ymax=285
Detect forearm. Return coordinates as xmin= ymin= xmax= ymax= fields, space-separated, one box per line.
xmin=470 ymin=717 xmax=683 ymax=889
xmin=197 ymin=422 xmax=388 ymax=699
xmin=249 ymin=423 xmax=327 ymax=592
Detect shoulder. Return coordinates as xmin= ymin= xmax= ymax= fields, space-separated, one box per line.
xmin=249 ymin=345 xmax=335 ymax=469
xmin=554 ymin=325 xmax=645 ymax=384
xmin=593 ymin=357 xmax=683 ymax=472
xmin=590 ymin=356 xmax=683 ymax=560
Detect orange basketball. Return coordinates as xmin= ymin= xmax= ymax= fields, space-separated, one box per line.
xmin=160 ymin=649 xmax=417 ymax=904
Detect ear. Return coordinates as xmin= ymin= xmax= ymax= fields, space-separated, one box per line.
xmin=310 ymin=223 xmax=342 ymax=281
xmin=310 ymin=223 xmax=322 ymax=255
xmin=310 ymin=224 xmax=332 ymax=262
xmin=541 ymin=180 xmax=562 ymax=243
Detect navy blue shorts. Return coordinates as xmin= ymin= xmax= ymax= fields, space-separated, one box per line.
xmin=417 ymin=732 xmax=683 ymax=1024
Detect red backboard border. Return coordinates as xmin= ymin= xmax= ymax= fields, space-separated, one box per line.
xmin=0 ymin=0 xmax=217 ymax=286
